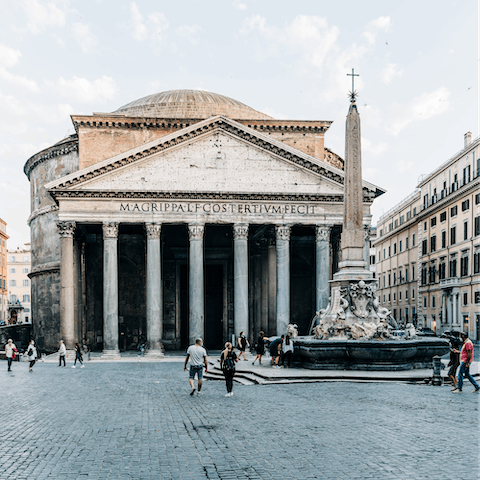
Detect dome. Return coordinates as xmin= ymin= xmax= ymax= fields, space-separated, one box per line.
xmin=113 ymin=89 xmax=273 ymax=120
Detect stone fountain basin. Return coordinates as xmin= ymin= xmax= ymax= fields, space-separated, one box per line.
xmin=294 ymin=336 xmax=450 ymax=371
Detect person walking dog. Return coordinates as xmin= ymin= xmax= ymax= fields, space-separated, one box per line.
xmin=26 ymin=340 xmax=37 ymax=372
xmin=184 ymin=338 xmax=208 ymax=396
xmin=5 ymin=339 xmax=17 ymax=372
xmin=58 ymin=340 xmax=66 ymax=367
xmin=220 ymin=342 xmax=238 ymax=397
xmin=452 ymin=332 xmax=480 ymax=393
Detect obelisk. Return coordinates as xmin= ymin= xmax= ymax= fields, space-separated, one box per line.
xmin=334 ymin=90 xmax=372 ymax=281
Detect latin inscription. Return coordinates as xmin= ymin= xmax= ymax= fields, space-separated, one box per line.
xmin=119 ymin=202 xmax=316 ymax=215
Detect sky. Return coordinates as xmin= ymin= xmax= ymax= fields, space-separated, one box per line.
xmin=0 ymin=0 xmax=477 ymax=248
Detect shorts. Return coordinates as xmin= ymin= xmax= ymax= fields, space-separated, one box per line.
xmin=189 ymin=365 xmax=204 ymax=380
xmin=448 ymin=364 xmax=459 ymax=377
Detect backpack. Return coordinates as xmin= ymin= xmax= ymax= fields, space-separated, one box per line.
xmin=223 ymin=351 xmax=235 ymax=372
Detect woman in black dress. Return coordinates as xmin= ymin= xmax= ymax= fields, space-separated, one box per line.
xmin=252 ymin=331 xmax=267 ymax=365
xmin=220 ymin=342 xmax=238 ymax=397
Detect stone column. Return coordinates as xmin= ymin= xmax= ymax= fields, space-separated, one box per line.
xmin=276 ymin=225 xmax=291 ymax=335
xmin=188 ymin=224 xmax=205 ymax=345
xmin=102 ymin=222 xmax=120 ymax=359
xmin=233 ymin=223 xmax=249 ymax=339
xmin=145 ymin=223 xmax=164 ymax=357
xmin=452 ymin=292 xmax=457 ymax=326
xmin=315 ymin=225 xmax=331 ymax=312
xmin=363 ymin=225 xmax=370 ymax=268
xmin=442 ymin=294 xmax=447 ymax=326
xmin=58 ymin=221 xmax=76 ymax=349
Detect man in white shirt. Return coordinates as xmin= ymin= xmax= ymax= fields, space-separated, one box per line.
xmin=184 ymin=338 xmax=208 ymax=396
xmin=5 ymin=339 xmax=16 ymax=372
xmin=58 ymin=340 xmax=67 ymax=367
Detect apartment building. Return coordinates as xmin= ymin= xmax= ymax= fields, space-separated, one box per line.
xmin=7 ymin=244 xmax=32 ymax=324
xmin=375 ymin=132 xmax=480 ymax=339
xmin=0 ymin=219 xmax=8 ymax=324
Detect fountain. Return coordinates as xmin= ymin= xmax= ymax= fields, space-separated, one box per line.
xmin=294 ymin=78 xmax=449 ymax=370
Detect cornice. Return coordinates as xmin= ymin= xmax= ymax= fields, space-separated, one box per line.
xmin=27 ymin=204 xmax=59 ymax=226
xmin=50 ymin=189 xmax=375 ymax=204
xmin=28 ymin=262 xmax=60 ymax=278
xmin=48 ymin=116 xmax=383 ymax=199
xmin=24 ymin=137 xmax=78 ymax=179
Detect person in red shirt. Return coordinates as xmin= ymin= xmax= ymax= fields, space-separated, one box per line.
xmin=452 ymin=332 xmax=480 ymax=393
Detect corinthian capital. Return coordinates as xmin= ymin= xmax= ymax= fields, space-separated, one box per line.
xmin=233 ymin=223 xmax=249 ymax=240
xmin=102 ymin=222 xmax=119 ymax=239
xmin=315 ymin=225 xmax=331 ymax=242
xmin=275 ymin=225 xmax=291 ymax=242
xmin=145 ymin=223 xmax=161 ymax=238
xmin=57 ymin=221 xmax=76 ymax=238
xmin=188 ymin=224 xmax=205 ymax=241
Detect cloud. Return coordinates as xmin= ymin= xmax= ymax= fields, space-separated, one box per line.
xmin=0 ymin=68 xmax=40 ymax=93
xmin=381 ymin=63 xmax=403 ymax=84
xmin=362 ymin=137 xmax=388 ymax=157
xmin=233 ymin=0 xmax=247 ymax=10
xmin=0 ymin=44 xmax=22 ymax=68
xmin=176 ymin=25 xmax=202 ymax=45
xmin=260 ymin=107 xmax=288 ymax=120
xmin=72 ymin=23 xmax=99 ymax=53
xmin=129 ymin=2 xmax=169 ymax=45
xmin=21 ymin=0 xmax=67 ymax=34
xmin=362 ymin=16 xmax=391 ymax=45
xmin=53 ymin=75 xmax=118 ymax=104
xmin=386 ymin=86 xmax=451 ymax=135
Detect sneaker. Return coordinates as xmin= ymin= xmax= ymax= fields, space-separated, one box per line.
xmin=230 ymin=392 xmax=234 ymax=397
xmin=451 ymin=387 xmax=457 ymax=391
xmin=225 ymin=393 xmax=230 ymax=397
xmin=452 ymin=389 xmax=462 ymax=393
xmin=473 ymin=387 xmax=480 ymax=393
xmin=190 ymin=389 xmax=196 ymax=396
xmin=196 ymin=391 xmax=202 ymax=396
xmin=80 ymin=365 xmax=85 ymax=368
xmin=71 ymin=366 xmax=76 ymax=369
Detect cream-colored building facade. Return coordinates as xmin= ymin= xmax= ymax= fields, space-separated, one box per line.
xmin=0 ymin=218 xmax=8 ymax=324
xmin=7 ymin=244 xmax=32 ymax=324
xmin=375 ymin=132 xmax=480 ymax=339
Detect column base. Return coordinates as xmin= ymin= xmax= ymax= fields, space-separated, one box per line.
xmin=145 ymin=349 xmax=165 ymax=359
xmin=100 ymin=349 xmax=121 ymax=360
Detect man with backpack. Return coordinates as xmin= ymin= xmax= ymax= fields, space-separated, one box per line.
xmin=184 ymin=338 xmax=208 ymax=396
xmin=220 ymin=342 xmax=238 ymax=397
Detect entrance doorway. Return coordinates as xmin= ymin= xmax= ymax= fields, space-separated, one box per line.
xmin=179 ymin=263 xmax=225 ymax=350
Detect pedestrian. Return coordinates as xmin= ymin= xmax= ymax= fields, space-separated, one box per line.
xmin=72 ymin=343 xmax=84 ymax=369
xmin=452 ymin=332 xmax=480 ymax=393
xmin=26 ymin=339 xmax=37 ymax=372
xmin=237 ymin=332 xmax=249 ymax=361
xmin=269 ymin=335 xmax=283 ymax=368
xmin=58 ymin=340 xmax=66 ymax=367
xmin=447 ymin=339 xmax=460 ymax=390
xmin=252 ymin=331 xmax=267 ymax=365
xmin=220 ymin=342 xmax=238 ymax=397
xmin=281 ymin=333 xmax=294 ymax=368
xmin=184 ymin=338 xmax=208 ymax=396
xmin=5 ymin=339 xmax=17 ymax=372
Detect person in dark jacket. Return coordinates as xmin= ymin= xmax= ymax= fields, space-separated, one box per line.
xmin=220 ymin=342 xmax=238 ymax=397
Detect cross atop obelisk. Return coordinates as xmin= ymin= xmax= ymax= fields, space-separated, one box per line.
xmin=347 ymin=68 xmax=359 ymax=103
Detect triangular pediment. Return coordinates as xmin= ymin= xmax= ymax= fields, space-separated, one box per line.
xmin=46 ymin=116 xmax=384 ymax=201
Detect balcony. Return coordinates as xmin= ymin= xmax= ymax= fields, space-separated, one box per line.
xmin=440 ymin=278 xmax=460 ymax=288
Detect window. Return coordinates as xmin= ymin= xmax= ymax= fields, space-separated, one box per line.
xmin=476 ymin=193 xmax=480 ymax=205
xmin=10 ymin=294 xmax=16 ymax=303
xmin=383 ymin=276 xmax=386 ymax=288
xmin=395 ymin=219 xmax=398 ymax=228
xmin=9 ymin=279 xmax=16 ymax=287
xmin=441 ymin=231 xmax=446 ymax=249
xmin=25 ymin=316 xmax=29 ymax=323
xmin=400 ymin=215 xmax=404 ymax=225
xmin=431 ymin=217 xmax=437 ymax=227
xmin=406 ymin=237 xmax=409 ymax=249
xmin=413 ymin=207 xmax=417 ymax=216
xmin=383 ymin=295 xmax=385 ymax=303
xmin=429 ymin=264 xmax=436 ymax=283
xmin=412 ymin=265 xmax=415 ymax=278
xmin=475 ymin=216 xmax=480 ymax=236
xmin=475 ymin=291 xmax=480 ymax=304
xmin=412 ymin=289 xmax=415 ymax=300
xmin=388 ymin=274 xmax=391 ymax=286
xmin=405 ymin=290 xmax=409 ymax=300
xmin=393 ymin=293 xmax=396 ymax=301
xmin=451 ymin=206 xmax=458 ymax=217
xmin=399 ymin=291 xmax=402 ymax=301
xmin=463 ymin=165 xmax=471 ymax=184
xmin=412 ymin=234 xmax=416 ymax=246
xmin=462 ymin=199 xmax=470 ymax=212
xmin=369 ymin=255 xmax=375 ymax=265
xmin=393 ymin=273 xmax=397 ymax=285
xmin=460 ymin=255 xmax=469 ymax=277
xmin=475 ymin=250 xmax=480 ymax=274
xmin=440 ymin=211 xmax=447 ymax=222
xmin=463 ymin=292 xmax=468 ymax=306
xmin=23 ymin=279 xmax=29 ymax=287
xmin=432 ymin=296 xmax=436 ymax=308
xmin=423 ymin=297 xmax=427 ymax=308
xmin=23 ymin=268 xmax=29 ymax=274
xmin=464 ymin=221 xmax=468 ymax=240
xmin=399 ymin=240 xmax=402 ymax=252
xmin=388 ymin=294 xmax=391 ymax=302
xmin=389 ymin=223 xmax=393 ymax=232
xmin=424 ymin=221 xmax=427 ymax=231
xmin=23 ymin=294 xmax=30 ymax=302
xmin=388 ymin=246 xmax=391 ymax=257
xmin=430 ymin=236 xmax=436 ymax=252
xmin=421 ymin=264 xmax=427 ymax=285
xmin=439 ymin=260 xmax=446 ymax=280
xmin=406 ymin=211 xmax=411 ymax=220
xmin=422 ymin=239 xmax=428 ymax=255
xmin=24 ymin=308 xmax=30 ymax=313
xmin=9 ymin=268 xmax=15 ymax=273
xmin=10 ymin=256 xmax=15 ymax=262
xmin=23 ymin=256 xmax=29 ymax=262
xmin=449 ymin=256 xmax=457 ymax=277
xmin=379 ymin=229 xmax=383 ymax=236
xmin=393 ymin=243 xmax=397 ymax=254
xmin=405 ymin=267 xmax=409 ymax=282
xmin=450 ymin=226 xmax=456 ymax=245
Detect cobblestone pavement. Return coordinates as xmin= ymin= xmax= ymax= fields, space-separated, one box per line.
xmin=1 ymin=361 xmax=478 ymax=480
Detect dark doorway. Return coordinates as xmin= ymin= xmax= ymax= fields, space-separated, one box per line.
xmin=205 ymin=264 xmax=224 ymax=350
xmin=180 ymin=264 xmax=189 ymax=349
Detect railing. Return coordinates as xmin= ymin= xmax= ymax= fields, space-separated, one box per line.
xmin=378 ymin=189 xmax=421 ymax=223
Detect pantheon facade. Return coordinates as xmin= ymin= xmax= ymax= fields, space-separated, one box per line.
xmin=25 ymin=90 xmax=384 ymax=355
